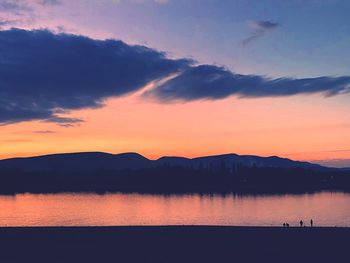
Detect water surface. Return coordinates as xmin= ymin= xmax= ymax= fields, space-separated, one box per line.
xmin=0 ymin=192 xmax=349 ymax=227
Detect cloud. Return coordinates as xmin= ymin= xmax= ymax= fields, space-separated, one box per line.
xmin=0 ymin=19 xmax=18 ymax=27
xmin=242 ymin=20 xmax=280 ymax=46
xmin=0 ymin=28 xmax=192 ymax=125
xmin=34 ymin=130 xmax=55 ymax=134
xmin=0 ymin=0 xmax=61 ymax=31
xmin=0 ymin=1 xmax=28 ymax=13
xmin=43 ymin=116 xmax=85 ymax=127
xmin=249 ymin=20 xmax=280 ymax=30
xmin=39 ymin=0 xmax=61 ymax=6
xmin=0 ymin=0 xmax=58 ymax=11
xmin=0 ymin=1 xmax=33 ymax=29
xmin=144 ymin=65 xmax=350 ymax=102
xmin=1 ymin=28 xmax=350 ymax=126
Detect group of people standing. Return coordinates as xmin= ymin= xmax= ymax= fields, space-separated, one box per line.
xmin=283 ymin=219 xmax=313 ymax=227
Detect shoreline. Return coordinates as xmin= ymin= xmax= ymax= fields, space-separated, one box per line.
xmin=0 ymin=226 xmax=349 ymax=262
xmin=0 ymin=225 xmax=350 ymax=230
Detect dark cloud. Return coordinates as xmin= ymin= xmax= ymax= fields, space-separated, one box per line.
xmin=43 ymin=117 xmax=84 ymax=127
xmin=252 ymin=20 xmax=280 ymax=30
xmin=0 ymin=28 xmax=192 ymax=125
xmin=144 ymin=65 xmax=350 ymax=102
xmin=242 ymin=20 xmax=280 ymax=46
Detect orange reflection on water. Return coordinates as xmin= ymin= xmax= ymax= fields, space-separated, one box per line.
xmin=1 ymin=192 xmax=350 ymax=227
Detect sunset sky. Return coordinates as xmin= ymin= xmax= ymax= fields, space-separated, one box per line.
xmin=0 ymin=0 xmax=350 ymax=167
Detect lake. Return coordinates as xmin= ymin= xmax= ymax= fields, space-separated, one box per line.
xmin=0 ymin=191 xmax=349 ymax=227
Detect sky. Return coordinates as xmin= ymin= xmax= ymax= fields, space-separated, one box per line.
xmin=0 ymin=0 xmax=350 ymax=167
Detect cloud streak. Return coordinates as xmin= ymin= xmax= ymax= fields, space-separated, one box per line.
xmin=144 ymin=65 xmax=350 ymax=102
xmin=34 ymin=130 xmax=55 ymax=134
xmin=242 ymin=20 xmax=280 ymax=46
xmin=0 ymin=19 xmax=18 ymax=28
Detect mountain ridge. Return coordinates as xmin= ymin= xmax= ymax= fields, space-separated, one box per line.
xmin=0 ymin=151 xmax=349 ymax=195
xmin=0 ymin=151 xmax=329 ymax=173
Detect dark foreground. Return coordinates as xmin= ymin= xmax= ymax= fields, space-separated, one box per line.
xmin=0 ymin=226 xmax=349 ymax=263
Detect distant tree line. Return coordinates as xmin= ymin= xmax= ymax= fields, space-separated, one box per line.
xmin=0 ymin=163 xmax=350 ymax=195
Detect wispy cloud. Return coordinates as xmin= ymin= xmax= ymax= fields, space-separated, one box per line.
xmin=0 ymin=0 xmax=62 ymax=31
xmin=144 ymin=65 xmax=350 ymax=102
xmin=39 ymin=0 xmax=61 ymax=6
xmin=0 ymin=1 xmax=29 ymax=13
xmin=34 ymin=130 xmax=56 ymax=134
xmin=43 ymin=117 xmax=85 ymax=127
xmin=0 ymin=19 xmax=18 ymax=28
xmin=242 ymin=20 xmax=280 ymax=46
xmin=0 ymin=0 xmax=60 ymax=11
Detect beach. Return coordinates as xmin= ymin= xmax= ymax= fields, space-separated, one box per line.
xmin=0 ymin=226 xmax=349 ymax=263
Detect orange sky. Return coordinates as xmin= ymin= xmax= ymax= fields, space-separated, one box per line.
xmin=0 ymin=1 xmax=350 ymax=167
xmin=1 ymin=88 xmax=350 ymax=163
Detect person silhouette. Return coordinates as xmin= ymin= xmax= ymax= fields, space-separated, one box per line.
xmin=300 ymin=220 xmax=303 ymax=227
xmin=310 ymin=219 xmax=313 ymax=227
xmin=286 ymin=223 xmax=289 ymax=227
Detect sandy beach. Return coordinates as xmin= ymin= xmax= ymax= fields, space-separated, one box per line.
xmin=0 ymin=226 xmax=349 ymax=263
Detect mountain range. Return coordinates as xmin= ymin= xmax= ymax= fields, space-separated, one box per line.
xmin=0 ymin=152 xmax=328 ymax=173
xmin=1 ymin=152 xmax=349 ymax=194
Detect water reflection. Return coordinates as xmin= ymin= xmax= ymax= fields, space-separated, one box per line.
xmin=0 ymin=192 xmax=349 ymax=227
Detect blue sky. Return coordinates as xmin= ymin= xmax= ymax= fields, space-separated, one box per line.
xmin=2 ymin=0 xmax=350 ymax=77
xmin=57 ymin=0 xmax=350 ymax=77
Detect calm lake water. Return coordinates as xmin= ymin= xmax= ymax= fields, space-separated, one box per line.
xmin=0 ymin=192 xmax=350 ymax=227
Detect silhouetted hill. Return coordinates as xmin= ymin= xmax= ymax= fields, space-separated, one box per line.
xmin=0 ymin=152 xmax=151 ymax=173
xmin=0 ymin=151 xmax=347 ymax=194
xmin=1 ymin=151 xmax=325 ymax=173
xmin=193 ymin=154 xmax=324 ymax=170
xmin=155 ymin=156 xmax=192 ymax=167
xmin=155 ymin=153 xmax=326 ymax=172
